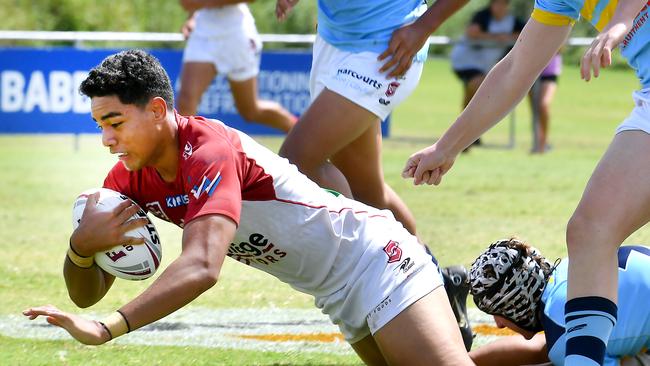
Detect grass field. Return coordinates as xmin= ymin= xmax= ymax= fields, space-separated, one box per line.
xmin=0 ymin=57 xmax=647 ymax=365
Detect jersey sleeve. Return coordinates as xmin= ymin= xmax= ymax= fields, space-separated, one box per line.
xmin=183 ymin=139 xmax=243 ymax=226
xmin=531 ymin=0 xmax=578 ymax=26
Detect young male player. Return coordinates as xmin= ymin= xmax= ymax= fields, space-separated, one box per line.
xmin=468 ymin=238 xmax=650 ymax=366
xmin=22 ymin=50 xmax=473 ymax=365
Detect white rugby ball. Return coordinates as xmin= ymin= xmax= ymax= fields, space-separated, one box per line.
xmin=72 ymin=188 xmax=162 ymax=280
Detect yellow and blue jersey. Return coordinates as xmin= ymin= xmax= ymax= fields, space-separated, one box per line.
xmin=532 ymin=0 xmax=650 ymax=87
xmin=541 ymin=246 xmax=650 ymax=365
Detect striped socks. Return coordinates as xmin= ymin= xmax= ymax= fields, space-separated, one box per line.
xmin=564 ymin=296 xmax=617 ymax=366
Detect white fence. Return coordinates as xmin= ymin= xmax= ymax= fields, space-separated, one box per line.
xmin=0 ymin=30 xmax=595 ymax=46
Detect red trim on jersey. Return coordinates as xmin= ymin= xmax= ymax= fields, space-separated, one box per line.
xmin=275 ymin=198 xmax=388 ymax=218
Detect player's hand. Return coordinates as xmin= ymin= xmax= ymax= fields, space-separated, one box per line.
xmin=580 ymin=22 xmax=629 ymax=81
xmin=402 ymin=143 xmax=457 ymax=186
xmin=180 ymin=14 xmax=196 ymax=39
xmin=378 ymin=22 xmax=429 ymax=78
xmin=276 ymin=0 xmax=299 ymax=22
xmin=70 ymin=192 xmax=147 ymax=256
xmin=23 ymin=305 xmax=111 ymax=345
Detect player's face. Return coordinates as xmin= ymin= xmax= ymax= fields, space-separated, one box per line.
xmin=493 ymin=315 xmax=537 ymax=340
xmin=91 ymin=95 xmax=162 ymax=171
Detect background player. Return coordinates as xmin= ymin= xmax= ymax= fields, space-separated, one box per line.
xmin=275 ymin=0 xmax=469 ymax=235
xmin=402 ymin=0 xmax=650 ymax=364
xmin=468 ymin=238 xmax=650 ymax=366
xmin=22 ymin=50 xmax=473 ymax=366
xmin=176 ymin=0 xmax=296 ymax=132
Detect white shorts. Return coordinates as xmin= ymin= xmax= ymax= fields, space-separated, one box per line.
xmin=616 ymin=89 xmax=650 ymax=135
xmin=310 ymin=35 xmax=424 ymax=120
xmin=315 ymin=227 xmax=443 ymax=344
xmin=183 ymin=28 xmax=262 ymax=82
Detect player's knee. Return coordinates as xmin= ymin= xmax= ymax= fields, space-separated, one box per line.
xmin=237 ymin=106 xmax=260 ymax=122
xmin=566 ymin=212 xmax=598 ymax=252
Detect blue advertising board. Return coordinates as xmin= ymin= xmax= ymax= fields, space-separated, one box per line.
xmin=0 ymin=47 xmax=389 ymax=136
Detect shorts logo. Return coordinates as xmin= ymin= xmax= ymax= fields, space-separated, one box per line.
xmin=383 ymin=240 xmax=402 ymax=263
xmin=385 ymin=81 xmax=400 ymax=97
xmin=336 ymin=68 xmax=382 ymax=89
xmin=395 ymin=257 xmax=415 ymax=274
xmin=378 ymin=98 xmax=390 ymax=106
xmin=567 ymin=323 xmax=587 ymax=333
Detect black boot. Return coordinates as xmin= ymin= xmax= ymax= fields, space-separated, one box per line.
xmin=442 ymin=265 xmax=474 ymax=351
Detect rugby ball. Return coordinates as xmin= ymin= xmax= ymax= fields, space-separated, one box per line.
xmin=72 ymin=188 xmax=162 ymax=280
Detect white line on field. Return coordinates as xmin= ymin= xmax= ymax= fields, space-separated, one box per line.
xmin=0 ymin=308 xmax=503 ymax=353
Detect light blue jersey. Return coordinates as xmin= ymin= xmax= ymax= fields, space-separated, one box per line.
xmin=541 ymin=246 xmax=650 ymax=366
xmin=317 ymin=0 xmax=430 ymax=61
xmin=532 ymin=0 xmax=650 ymax=87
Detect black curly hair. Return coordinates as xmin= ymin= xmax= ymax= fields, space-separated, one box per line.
xmin=79 ymin=49 xmax=174 ymax=109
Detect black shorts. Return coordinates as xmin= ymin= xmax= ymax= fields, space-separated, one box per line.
xmin=453 ymin=68 xmax=485 ymax=84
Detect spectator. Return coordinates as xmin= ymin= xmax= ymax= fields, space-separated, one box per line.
xmin=530 ymin=53 xmax=562 ymax=154
xmin=450 ymin=0 xmax=524 ymax=149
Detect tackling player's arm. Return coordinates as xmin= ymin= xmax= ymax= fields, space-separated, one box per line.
xmin=402 ymin=18 xmax=572 ymax=185
xmin=24 ymin=213 xmax=236 ymax=345
xmin=64 ymin=192 xmax=148 ymax=308
xmin=469 ymin=333 xmax=549 ymax=366
xmin=378 ymin=0 xmax=470 ymax=77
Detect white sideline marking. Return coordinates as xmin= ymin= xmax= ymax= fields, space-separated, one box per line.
xmin=1 ymin=308 xmax=500 ymax=353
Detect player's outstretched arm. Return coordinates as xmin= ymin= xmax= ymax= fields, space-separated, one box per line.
xmin=117 ymin=214 xmax=236 ymax=332
xmin=469 ymin=333 xmax=548 ymax=366
xmin=379 ymin=0 xmax=469 ymax=78
xmin=26 ymin=214 xmax=236 ymax=345
xmin=581 ymin=0 xmax=647 ymax=81
xmin=64 ymin=192 xmax=148 ymax=308
xmin=402 ymin=19 xmax=571 ymax=186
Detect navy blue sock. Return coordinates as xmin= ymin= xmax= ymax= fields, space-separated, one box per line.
xmin=564 ymin=296 xmax=617 ymax=366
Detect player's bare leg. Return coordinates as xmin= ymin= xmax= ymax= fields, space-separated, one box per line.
xmin=280 ymin=88 xmax=417 ymax=232
xmin=464 ymin=75 xmax=485 ymax=108
xmin=176 ymin=62 xmax=217 ymax=116
xmin=331 ymin=122 xmax=417 ymax=234
xmin=533 ymin=81 xmax=557 ymax=153
xmin=279 ymin=88 xmax=382 ymax=198
xmin=371 ymin=286 xmax=475 ymax=365
xmin=351 ymin=335 xmax=389 ymax=366
xmin=565 ymin=131 xmax=650 ymax=364
xmin=229 ymin=77 xmax=296 ymax=133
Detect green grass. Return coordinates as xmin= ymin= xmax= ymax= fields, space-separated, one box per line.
xmin=1 ymin=58 xmax=647 ymax=364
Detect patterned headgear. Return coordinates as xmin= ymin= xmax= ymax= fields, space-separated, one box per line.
xmin=469 ymin=238 xmax=552 ymax=331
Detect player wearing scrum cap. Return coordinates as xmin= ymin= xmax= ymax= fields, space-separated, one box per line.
xmin=468 ymin=238 xmax=650 ymax=366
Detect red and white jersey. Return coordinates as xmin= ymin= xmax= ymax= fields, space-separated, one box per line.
xmin=104 ymin=114 xmax=403 ymax=297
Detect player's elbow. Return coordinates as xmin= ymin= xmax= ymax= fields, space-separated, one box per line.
xmin=70 ymin=296 xmax=97 ymax=309
xmin=191 ymin=260 xmax=220 ymax=291
xmin=67 ymin=289 xmax=102 ymax=309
